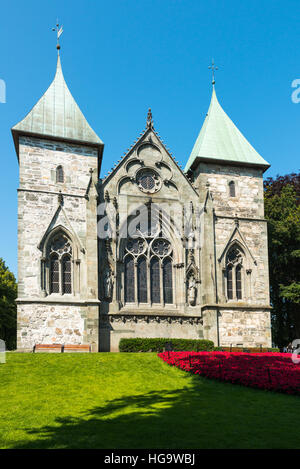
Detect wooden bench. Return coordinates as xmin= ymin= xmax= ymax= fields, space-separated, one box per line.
xmin=63 ymin=344 xmax=91 ymax=353
xmin=34 ymin=344 xmax=62 ymax=353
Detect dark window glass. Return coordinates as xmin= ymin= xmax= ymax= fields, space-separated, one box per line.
xmin=163 ymin=258 xmax=173 ymax=304
xmin=56 ymin=166 xmax=64 ymax=183
xmin=62 ymin=255 xmax=72 ymax=294
xmin=124 ymin=256 xmax=135 ymax=303
xmin=227 ymin=266 xmax=233 ymax=299
xmin=229 ymin=181 xmax=235 ymax=197
xmin=236 ymin=265 xmax=242 ymax=300
xmin=50 ymin=255 xmax=60 ymax=293
xmin=137 ymin=257 xmax=147 ymax=303
xmin=150 ymin=257 xmax=160 ymax=303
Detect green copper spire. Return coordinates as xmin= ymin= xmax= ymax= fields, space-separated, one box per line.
xmin=12 ymin=53 xmax=103 ymax=154
xmin=184 ymin=86 xmax=270 ymax=173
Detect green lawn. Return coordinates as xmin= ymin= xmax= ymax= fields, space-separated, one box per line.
xmin=1 ymin=353 xmax=300 ymax=449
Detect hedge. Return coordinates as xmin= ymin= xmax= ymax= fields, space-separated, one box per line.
xmin=119 ymin=338 xmax=280 ymax=353
xmin=214 ymin=346 xmax=280 ymax=353
xmin=119 ymin=338 xmax=214 ymax=352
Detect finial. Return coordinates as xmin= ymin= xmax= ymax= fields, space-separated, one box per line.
xmin=52 ymin=20 xmax=63 ymax=52
xmin=208 ymin=59 xmax=218 ymax=85
xmin=146 ymin=108 xmax=153 ymax=128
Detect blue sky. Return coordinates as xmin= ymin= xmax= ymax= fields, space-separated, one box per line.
xmin=0 ymin=0 xmax=299 ymax=276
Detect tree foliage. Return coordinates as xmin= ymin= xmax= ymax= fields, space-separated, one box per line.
xmin=264 ymin=173 xmax=300 ymax=347
xmin=0 ymin=258 xmax=17 ymax=350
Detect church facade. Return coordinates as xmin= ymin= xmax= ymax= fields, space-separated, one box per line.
xmin=12 ymin=53 xmax=272 ymax=352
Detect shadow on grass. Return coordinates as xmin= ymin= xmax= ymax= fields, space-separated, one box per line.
xmin=13 ymin=373 xmax=300 ymax=449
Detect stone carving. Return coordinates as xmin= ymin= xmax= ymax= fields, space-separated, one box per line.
xmin=103 ymin=269 xmax=113 ymax=299
xmin=188 ymin=276 xmax=197 ymax=306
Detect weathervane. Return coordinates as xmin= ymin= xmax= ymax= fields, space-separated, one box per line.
xmin=52 ymin=20 xmax=63 ymax=51
xmin=208 ymin=59 xmax=218 ymax=85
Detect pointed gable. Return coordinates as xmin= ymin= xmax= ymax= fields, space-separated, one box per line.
xmin=103 ymin=109 xmax=197 ymax=196
xmin=12 ymin=54 xmax=103 ymax=156
xmin=185 ymin=87 xmax=270 ymax=173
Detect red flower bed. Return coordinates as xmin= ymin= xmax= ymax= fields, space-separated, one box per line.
xmin=158 ymin=351 xmax=300 ymax=395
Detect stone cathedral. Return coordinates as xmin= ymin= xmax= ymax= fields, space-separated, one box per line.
xmin=12 ymin=52 xmax=272 ymax=352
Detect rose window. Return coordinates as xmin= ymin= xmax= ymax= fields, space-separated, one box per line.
xmin=137 ymin=169 xmax=161 ymax=194
xmin=126 ymin=238 xmax=145 ymax=255
xmin=151 ymin=238 xmax=171 ymax=257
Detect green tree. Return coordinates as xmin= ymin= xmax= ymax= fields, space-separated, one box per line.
xmin=264 ymin=173 xmax=300 ymax=347
xmin=0 ymin=258 xmax=17 ymax=350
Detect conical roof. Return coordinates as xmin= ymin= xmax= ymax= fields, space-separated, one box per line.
xmin=185 ymin=87 xmax=270 ymax=172
xmin=12 ymin=53 xmax=103 ymax=153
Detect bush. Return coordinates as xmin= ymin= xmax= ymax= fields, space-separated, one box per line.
xmin=119 ymin=338 xmax=214 ymax=353
xmin=214 ymin=346 xmax=280 ymax=353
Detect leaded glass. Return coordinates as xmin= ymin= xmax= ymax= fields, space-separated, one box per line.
xmin=124 ymin=256 xmax=135 ymax=303
xmin=56 ymin=166 xmax=64 ymax=183
xmin=50 ymin=255 xmax=59 ymax=294
xmin=140 ymin=175 xmax=155 ymax=190
xmin=152 ymin=239 xmax=171 ymax=257
xmin=236 ymin=265 xmax=242 ymax=300
xmin=150 ymin=257 xmax=160 ymax=303
xmin=62 ymin=256 xmax=72 ymax=294
xmin=227 ymin=266 xmax=233 ymax=300
xmin=138 ymin=257 xmax=147 ymax=303
xmin=163 ymin=258 xmax=173 ymax=304
xmin=127 ymin=238 xmax=145 ymax=255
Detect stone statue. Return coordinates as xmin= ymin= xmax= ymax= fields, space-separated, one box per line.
xmin=104 ymin=269 xmax=113 ymax=299
xmin=188 ymin=277 xmax=197 ymax=306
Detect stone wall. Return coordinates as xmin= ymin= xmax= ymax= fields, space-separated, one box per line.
xmin=99 ymin=314 xmax=204 ymax=352
xmin=218 ymin=308 xmax=272 ymax=347
xmin=17 ymin=136 xmax=100 ymax=351
xmin=17 ymin=303 xmax=86 ymax=349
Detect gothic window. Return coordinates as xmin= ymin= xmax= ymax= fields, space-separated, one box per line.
xmin=62 ymin=255 xmax=72 ymax=294
xmin=227 ymin=266 xmax=233 ymax=300
xmin=47 ymin=232 xmax=73 ymax=295
xmin=226 ymin=245 xmax=243 ymax=301
xmin=136 ymin=169 xmax=161 ymax=194
xmin=150 ymin=257 xmax=160 ymax=303
xmin=137 ymin=257 xmax=147 ymax=303
xmin=124 ymin=255 xmax=135 ymax=303
xmin=163 ymin=258 xmax=173 ymax=304
xmin=56 ymin=166 xmax=64 ymax=183
xmin=123 ymin=230 xmax=173 ymax=305
xmin=229 ymin=181 xmax=236 ymax=197
xmin=236 ymin=265 xmax=242 ymax=300
xmin=50 ymin=254 xmax=60 ymax=294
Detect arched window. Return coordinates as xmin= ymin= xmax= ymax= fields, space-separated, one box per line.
xmin=137 ymin=257 xmax=147 ymax=303
xmin=150 ymin=257 xmax=160 ymax=303
xmin=50 ymin=254 xmax=60 ymax=294
xmin=227 ymin=265 xmax=233 ymax=300
xmin=236 ymin=265 xmax=242 ymax=300
xmin=47 ymin=232 xmax=72 ymax=295
xmin=56 ymin=166 xmax=64 ymax=183
xmin=62 ymin=255 xmax=72 ymax=294
xmin=124 ymin=255 xmax=135 ymax=303
xmin=226 ymin=245 xmax=243 ymax=301
xmin=163 ymin=258 xmax=173 ymax=304
xmin=123 ymin=233 xmax=173 ymax=305
xmin=229 ymin=181 xmax=236 ymax=197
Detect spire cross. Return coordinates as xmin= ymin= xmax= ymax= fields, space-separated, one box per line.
xmin=52 ymin=20 xmax=63 ymax=51
xmin=208 ymin=59 xmax=218 ymax=85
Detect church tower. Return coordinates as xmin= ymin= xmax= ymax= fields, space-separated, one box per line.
xmin=185 ymin=84 xmax=272 ymax=347
xmin=12 ymin=50 xmax=103 ymax=351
